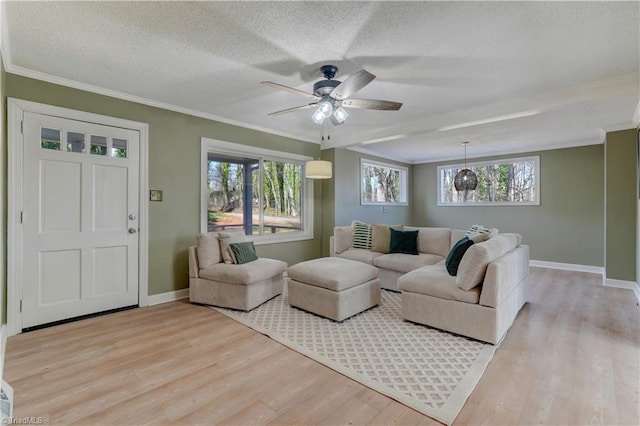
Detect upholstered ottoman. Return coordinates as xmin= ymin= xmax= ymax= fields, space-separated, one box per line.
xmin=287 ymin=257 xmax=381 ymax=321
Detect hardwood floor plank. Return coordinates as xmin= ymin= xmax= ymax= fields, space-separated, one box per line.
xmin=368 ymin=401 xmax=436 ymax=425
xmin=218 ymin=400 xmax=280 ymax=426
xmin=4 ymin=267 xmax=639 ymax=425
xmin=267 ymin=374 xmax=363 ymax=425
xmin=317 ymin=396 xmax=379 ymax=425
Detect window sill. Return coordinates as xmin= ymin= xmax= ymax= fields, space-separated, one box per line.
xmin=253 ymin=233 xmax=314 ymax=246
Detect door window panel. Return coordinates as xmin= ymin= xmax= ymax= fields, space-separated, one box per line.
xmin=41 ymin=127 xmax=61 ymax=151
xmin=112 ymin=138 xmax=127 ymax=158
xmin=90 ymin=135 xmax=108 ymax=156
xmin=66 ymin=131 xmax=86 ymax=153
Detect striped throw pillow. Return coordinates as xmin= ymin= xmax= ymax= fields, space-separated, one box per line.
xmin=351 ymin=221 xmax=372 ymax=249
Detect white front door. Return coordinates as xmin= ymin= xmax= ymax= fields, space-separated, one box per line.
xmin=21 ymin=112 xmax=140 ymax=329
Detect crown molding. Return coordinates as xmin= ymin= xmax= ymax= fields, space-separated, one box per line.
xmin=3 ymin=63 xmax=319 ymax=145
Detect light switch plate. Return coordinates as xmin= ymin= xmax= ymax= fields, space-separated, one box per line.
xmin=150 ymin=190 xmax=163 ymax=202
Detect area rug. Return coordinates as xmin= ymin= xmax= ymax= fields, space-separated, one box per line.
xmin=212 ymin=288 xmax=495 ymax=425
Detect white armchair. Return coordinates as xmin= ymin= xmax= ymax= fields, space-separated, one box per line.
xmin=188 ymin=232 xmax=287 ymax=311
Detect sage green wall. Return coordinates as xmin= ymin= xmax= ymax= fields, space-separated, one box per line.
xmin=320 ymin=149 xmax=336 ymax=257
xmin=412 ymin=145 xmax=605 ymax=266
xmin=333 ymin=148 xmax=412 ymax=227
xmin=5 ymin=74 xmax=322 ymax=296
xmin=1 ymin=56 xmax=6 ymax=324
xmin=605 ymin=129 xmax=637 ymax=281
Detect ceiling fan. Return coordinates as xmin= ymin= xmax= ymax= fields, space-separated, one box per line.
xmin=261 ymin=65 xmax=402 ymax=125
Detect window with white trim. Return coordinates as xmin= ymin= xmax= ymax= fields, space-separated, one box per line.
xmin=360 ymin=159 xmax=409 ymax=205
xmin=201 ymin=138 xmax=314 ymax=244
xmin=438 ymin=156 xmax=540 ymax=206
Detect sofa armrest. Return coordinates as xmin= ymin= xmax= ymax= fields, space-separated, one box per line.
xmin=188 ymin=246 xmax=199 ymax=278
xmin=479 ymin=245 xmax=529 ymax=308
xmin=329 ymin=236 xmax=336 ymax=257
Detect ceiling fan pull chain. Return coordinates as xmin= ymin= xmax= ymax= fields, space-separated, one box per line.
xmin=322 ymin=120 xmax=329 ymax=141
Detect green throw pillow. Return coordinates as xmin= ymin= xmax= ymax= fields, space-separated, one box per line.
xmin=445 ymin=236 xmax=474 ymax=276
xmin=388 ymin=229 xmax=419 ymax=255
xmin=229 ymin=241 xmax=258 ymax=264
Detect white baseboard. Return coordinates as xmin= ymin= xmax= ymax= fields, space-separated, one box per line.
xmin=604 ymin=279 xmax=640 ymax=303
xmin=604 ymin=278 xmax=638 ymax=289
xmin=147 ymin=289 xmax=189 ymax=306
xmin=530 ymin=260 xmax=604 ymax=275
xmin=530 ymin=260 xmax=640 ymax=303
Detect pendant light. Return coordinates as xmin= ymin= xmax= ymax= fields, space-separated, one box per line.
xmin=454 ymin=141 xmax=478 ymax=191
xmin=305 ymin=159 xmax=332 ymax=179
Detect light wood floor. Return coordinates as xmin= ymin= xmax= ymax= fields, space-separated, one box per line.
xmin=4 ymin=267 xmax=639 ymax=425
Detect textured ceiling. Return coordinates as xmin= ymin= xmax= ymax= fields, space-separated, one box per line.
xmin=3 ymin=1 xmax=639 ymax=163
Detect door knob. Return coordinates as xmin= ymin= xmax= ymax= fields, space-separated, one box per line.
xmin=129 ymin=214 xmax=136 ymax=220
xmin=128 ymin=228 xmax=137 ymax=234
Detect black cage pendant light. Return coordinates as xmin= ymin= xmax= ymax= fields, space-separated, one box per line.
xmin=454 ymin=141 xmax=478 ymax=191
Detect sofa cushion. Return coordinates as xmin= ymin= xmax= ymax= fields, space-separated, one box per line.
xmin=500 ymin=232 xmax=523 ymax=246
xmin=229 ymin=241 xmax=258 ymax=264
xmin=287 ymin=257 xmax=378 ymax=292
xmin=389 ymin=229 xmax=419 ymax=255
xmin=398 ymin=265 xmax=481 ymax=304
xmin=456 ymin=233 xmax=520 ymax=290
xmin=199 ymin=258 xmax=287 ymax=285
xmin=446 ymin=232 xmax=490 ymax=276
xmin=218 ymin=231 xmax=249 ymax=264
xmin=334 ymin=226 xmax=353 ymax=254
xmin=338 ymin=248 xmax=384 ymax=265
xmin=404 ymin=227 xmax=452 ymax=257
xmin=196 ymin=232 xmax=221 ymax=269
xmin=450 ymin=229 xmax=466 ymax=249
xmin=352 ymin=221 xmax=373 ymax=249
xmin=371 ymin=224 xmax=404 ymax=253
xmin=374 ymin=253 xmax=444 ymax=273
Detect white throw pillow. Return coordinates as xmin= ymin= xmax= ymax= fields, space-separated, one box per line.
xmin=334 ymin=226 xmax=353 ymax=254
xmin=465 ymin=224 xmax=499 ymax=239
xmin=218 ymin=231 xmax=249 ymax=264
xmin=456 ymin=234 xmax=519 ymax=290
xmin=196 ymin=232 xmax=221 ymax=269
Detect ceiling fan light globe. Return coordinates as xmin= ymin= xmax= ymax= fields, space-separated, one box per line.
xmin=333 ymin=107 xmax=349 ymax=124
xmin=311 ymin=108 xmax=326 ymax=124
xmin=318 ymin=100 xmax=333 ymax=118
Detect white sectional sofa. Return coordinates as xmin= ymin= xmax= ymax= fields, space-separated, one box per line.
xmin=330 ymin=225 xmax=529 ymax=344
xmin=330 ymin=225 xmax=466 ymax=291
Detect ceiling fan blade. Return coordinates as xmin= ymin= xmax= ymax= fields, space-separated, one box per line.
xmin=330 ymin=70 xmax=376 ymax=101
xmin=341 ymin=98 xmax=403 ymax=111
xmin=268 ymin=103 xmax=317 ymax=116
xmin=261 ymin=81 xmax=320 ymax=100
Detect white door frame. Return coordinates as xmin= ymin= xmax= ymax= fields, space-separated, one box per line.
xmin=7 ymin=98 xmax=150 ymax=336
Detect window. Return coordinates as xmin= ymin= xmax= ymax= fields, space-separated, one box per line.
xmin=438 ymin=156 xmax=540 ymax=206
xmin=40 ymin=127 xmax=128 ymax=158
xmin=201 ymin=138 xmax=314 ymax=244
xmin=360 ymin=159 xmax=408 ymax=205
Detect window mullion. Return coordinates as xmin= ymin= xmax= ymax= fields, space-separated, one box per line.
xmin=259 ymin=158 xmax=264 ymax=236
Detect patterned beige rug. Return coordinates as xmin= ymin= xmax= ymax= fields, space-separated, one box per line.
xmin=213 ymin=287 xmax=495 ymax=425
